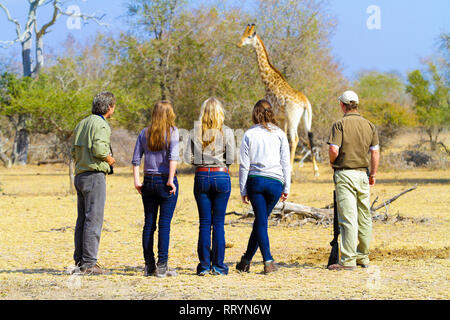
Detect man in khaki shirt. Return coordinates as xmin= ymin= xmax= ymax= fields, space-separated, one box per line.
xmin=327 ymin=90 xmax=380 ymax=270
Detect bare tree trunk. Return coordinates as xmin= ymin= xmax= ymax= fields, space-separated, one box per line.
xmin=11 ymin=114 xmax=30 ymax=165
xmin=0 ymin=136 xmax=11 ymax=167
xmin=12 ymin=5 xmax=35 ymax=165
xmin=0 ymin=145 xmax=11 ymax=168
xmin=34 ymin=35 xmax=44 ymax=75
xmin=1 ymin=1 xmax=107 ymax=167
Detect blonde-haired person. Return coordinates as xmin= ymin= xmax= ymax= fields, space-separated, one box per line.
xmin=237 ymin=99 xmax=291 ymax=274
xmin=185 ymin=97 xmax=235 ymax=276
xmin=132 ymin=101 xmax=180 ymax=277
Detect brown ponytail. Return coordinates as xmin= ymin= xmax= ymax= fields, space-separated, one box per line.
xmin=252 ymin=99 xmax=278 ymax=131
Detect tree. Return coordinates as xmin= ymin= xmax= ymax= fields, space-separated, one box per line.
xmin=111 ymin=0 xmax=346 ymax=141
xmin=406 ymin=63 xmax=450 ymax=151
xmin=126 ymin=0 xmax=185 ymax=100
xmin=106 ymin=2 xmax=258 ymax=131
xmin=0 ymin=0 xmax=107 ymax=165
xmin=355 ymin=71 xmax=416 ymax=148
xmin=0 ymin=37 xmax=113 ymax=190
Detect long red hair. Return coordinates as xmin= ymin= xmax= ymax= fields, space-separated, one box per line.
xmin=147 ymin=100 xmax=176 ymax=151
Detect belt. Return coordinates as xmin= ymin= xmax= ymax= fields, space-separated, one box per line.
xmin=144 ymin=173 xmax=176 ymax=177
xmin=195 ymin=167 xmax=229 ymax=173
xmin=334 ymin=168 xmax=367 ymax=172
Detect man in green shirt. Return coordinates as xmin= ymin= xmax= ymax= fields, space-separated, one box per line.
xmin=327 ymin=90 xmax=380 ymax=270
xmin=71 ymin=91 xmax=116 ymax=275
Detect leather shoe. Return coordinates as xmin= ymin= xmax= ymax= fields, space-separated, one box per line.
xmin=357 ymin=263 xmax=369 ymax=268
xmin=327 ymin=263 xmax=355 ymax=270
xmin=263 ymin=260 xmax=278 ymax=274
xmin=80 ymin=263 xmax=111 ymax=275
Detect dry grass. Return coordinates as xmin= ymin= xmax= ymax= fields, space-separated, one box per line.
xmin=0 ymin=159 xmax=449 ymax=300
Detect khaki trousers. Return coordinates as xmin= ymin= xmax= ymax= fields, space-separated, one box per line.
xmin=334 ymin=170 xmax=372 ymax=266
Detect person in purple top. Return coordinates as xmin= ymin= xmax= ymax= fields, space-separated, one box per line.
xmin=132 ymin=100 xmax=180 ymax=278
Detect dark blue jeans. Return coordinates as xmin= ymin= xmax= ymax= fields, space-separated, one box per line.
xmin=243 ymin=176 xmax=283 ymax=262
xmin=141 ymin=175 xmax=179 ymax=265
xmin=194 ymin=170 xmax=231 ymax=274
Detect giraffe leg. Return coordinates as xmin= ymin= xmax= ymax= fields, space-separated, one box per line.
xmin=286 ymin=105 xmax=303 ymax=178
xmin=303 ymin=106 xmax=319 ymax=177
xmin=287 ymin=125 xmax=299 ymax=174
xmin=308 ymin=132 xmax=320 ymax=177
xmin=290 ymin=134 xmax=299 ymax=170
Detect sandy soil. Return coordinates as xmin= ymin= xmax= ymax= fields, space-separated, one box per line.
xmin=0 ymin=159 xmax=448 ymax=300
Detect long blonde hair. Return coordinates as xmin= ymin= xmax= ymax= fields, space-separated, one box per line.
xmin=147 ymin=100 xmax=176 ymax=151
xmin=196 ymin=97 xmax=225 ymax=150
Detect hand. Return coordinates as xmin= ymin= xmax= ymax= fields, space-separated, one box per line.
xmin=369 ymin=175 xmax=376 ymax=186
xmin=105 ymin=155 xmax=116 ymax=166
xmin=241 ymin=195 xmax=249 ymax=204
xmin=280 ymin=193 xmax=289 ymax=202
xmin=167 ymin=179 xmax=177 ymax=195
xmin=134 ymin=181 xmax=143 ymax=194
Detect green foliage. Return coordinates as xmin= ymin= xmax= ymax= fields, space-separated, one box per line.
xmin=0 ymin=71 xmax=92 ymax=156
xmin=0 ymin=38 xmax=115 ymax=159
xmin=0 ymin=0 xmax=384 ymax=158
xmin=357 ymin=71 xmax=407 ymax=105
xmin=104 ymin=0 xmax=346 ymax=137
xmin=356 ymin=71 xmax=415 ymax=148
xmin=406 ymin=62 xmax=450 ymax=150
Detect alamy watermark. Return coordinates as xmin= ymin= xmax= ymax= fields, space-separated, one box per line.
xmin=367 ymin=5 xmax=381 ymax=30
xmin=66 ymin=0 xmax=88 ymax=30
xmin=366 ymin=265 xmax=382 ymax=290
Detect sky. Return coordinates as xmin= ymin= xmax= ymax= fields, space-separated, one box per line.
xmin=0 ymin=0 xmax=448 ymax=81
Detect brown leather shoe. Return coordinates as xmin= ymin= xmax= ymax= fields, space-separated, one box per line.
xmin=263 ymin=260 xmax=278 ymax=274
xmin=81 ymin=263 xmax=111 ymax=275
xmin=327 ymin=263 xmax=355 ymax=270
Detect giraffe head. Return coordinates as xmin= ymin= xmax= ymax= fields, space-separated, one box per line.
xmin=238 ymin=23 xmax=257 ymax=48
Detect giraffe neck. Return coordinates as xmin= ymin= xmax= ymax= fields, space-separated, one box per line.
xmin=253 ymin=35 xmax=285 ymax=91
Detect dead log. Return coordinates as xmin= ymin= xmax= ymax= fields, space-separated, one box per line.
xmin=37 ymin=159 xmax=65 ymax=165
xmin=226 ymin=186 xmax=418 ymax=225
xmin=243 ymin=201 xmax=332 ymax=221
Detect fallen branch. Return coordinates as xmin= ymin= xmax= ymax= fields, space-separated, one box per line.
xmin=37 ymin=159 xmax=65 ymax=165
xmin=371 ymin=186 xmax=417 ymax=212
xmin=226 ymin=186 xmax=418 ymax=226
xmin=240 ymin=201 xmax=332 ymax=222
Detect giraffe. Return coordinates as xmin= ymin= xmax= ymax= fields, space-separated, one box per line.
xmin=238 ymin=23 xmax=319 ymax=177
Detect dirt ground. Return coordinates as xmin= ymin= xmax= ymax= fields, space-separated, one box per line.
xmin=0 ymin=152 xmax=448 ymax=300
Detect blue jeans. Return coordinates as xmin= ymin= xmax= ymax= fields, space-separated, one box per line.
xmin=141 ymin=175 xmax=179 ymax=265
xmin=243 ymin=176 xmax=283 ymax=262
xmin=194 ymin=170 xmax=231 ymax=274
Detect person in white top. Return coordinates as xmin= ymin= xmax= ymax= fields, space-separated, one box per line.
xmin=236 ymin=99 xmax=291 ymax=274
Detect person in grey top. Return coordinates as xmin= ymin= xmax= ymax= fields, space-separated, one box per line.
xmin=236 ymin=99 xmax=291 ymax=275
xmin=184 ymin=97 xmax=235 ymax=275
xmin=186 ymin=123 xmax=235 ymax=168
